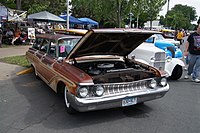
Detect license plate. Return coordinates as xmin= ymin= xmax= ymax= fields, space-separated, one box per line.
xmin=122 ymin=97 xmax=137 ymax=107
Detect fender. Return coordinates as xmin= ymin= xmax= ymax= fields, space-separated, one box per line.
xmin=165 ymin=58 xmax=185 ymax=76
xmin=135 ymin=59 xmax=149 ymax=65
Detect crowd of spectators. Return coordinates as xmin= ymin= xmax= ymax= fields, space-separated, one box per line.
xmin=2 ymin=27 xmax=27 ymax=46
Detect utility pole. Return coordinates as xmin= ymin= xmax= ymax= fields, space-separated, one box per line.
xmin=16 ymin=0 xmax=21 ymax=10
xmin=167 ymin=0 xmax=170 ymax=12
xmin=66 ymin=0 xmax=69 ymax=29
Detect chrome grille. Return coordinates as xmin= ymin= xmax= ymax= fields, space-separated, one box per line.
xmin=102 ymin=79 xmax=151 ymax=96
xmin=154 ymin=52 xmax=165 ymax=71
xmin=154 ymin=52 xmax=165 ymax=61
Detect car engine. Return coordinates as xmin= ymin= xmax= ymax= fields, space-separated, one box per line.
xmin=74 ymin=60 xmax=157 ymax=84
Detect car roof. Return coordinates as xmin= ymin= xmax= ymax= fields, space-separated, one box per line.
xmin=36 ymin=34 xmax=81 ymax=40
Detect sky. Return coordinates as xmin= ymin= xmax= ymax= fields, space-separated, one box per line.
xmin=159 ymin=0 xmax=200 ymax=23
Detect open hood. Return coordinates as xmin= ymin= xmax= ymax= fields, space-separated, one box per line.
xmin=67 ymin=29 xmax=160 ymax=59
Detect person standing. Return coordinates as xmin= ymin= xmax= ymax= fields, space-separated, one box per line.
xmin=0 ymin=28 xmax=3 ymax=48
xmin=184 ymin=24 xmax=200 ymax=83
xmin=177 ymin=29 xmax=184 ymax=45
xmin=11 ymin=28 xmax=21 ymax=45
xmin=174 ymin=29 xmax=178 ymax=40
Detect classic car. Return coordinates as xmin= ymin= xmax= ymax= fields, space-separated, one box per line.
xmin=147 ymin=33 xmax=181 ymax=48
xmin=26 ymin=29 xmax=169 ymax=113
xmin=160 ymin=29 xmax=175 ymax=39
xmin=128 ymin=41 xmax=185 ymax=80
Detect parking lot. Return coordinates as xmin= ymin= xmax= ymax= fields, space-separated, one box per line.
xmin=0 ymin=60 xmax=200 ymax=133
xmin=0 ymin=44 xmax=200 ymax=133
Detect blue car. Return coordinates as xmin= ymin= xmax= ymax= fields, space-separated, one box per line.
xmin=146 ymin=34 xmax=183 ymax=59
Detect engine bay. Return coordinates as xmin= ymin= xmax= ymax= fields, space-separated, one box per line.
xmin=74 ymin=59 xmax=157 ymax=84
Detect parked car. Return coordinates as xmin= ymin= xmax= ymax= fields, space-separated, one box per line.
xmin=148 ymin=33 xmax=180 ymax=48
xmin=129 ymin=38 xmax=185 ymax=80
xmin=146 ymin=34 xmax=182 ymax=58
xmin=26 ymin=29 xmax=169 ymax=113
xmin=160 ymin=29 xmax=175 ymax=39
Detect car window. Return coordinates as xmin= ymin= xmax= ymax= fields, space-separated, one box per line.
xmin=48 ymin=40 xmax=57 ymax=58
xmin=156 ymin=34 xmax=165 ymax=40
xmin=145 ymin=37 xmax=154 ymax=43
xmin=40 ymin=39 xmax=50 ymax=53
xmin=32 ymin=38 xmax=43 ymax=50
xmin=58 ymin=38 xmax=80 ymax=57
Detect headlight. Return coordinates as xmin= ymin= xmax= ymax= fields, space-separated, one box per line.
xmin=94 ymin=86 xmax=104 ymax=96
xmin=149 ymin=79 xmax=157 ymax=89
xmin=77 ymin=87 xmax=88 ymax=98
xmin=150 ymin=57 xmax=155 ymax=62
xmin=166 ymin=56 xmax=172 ymax=62
xmin=160 ymin=78 xmax=167 ymax=87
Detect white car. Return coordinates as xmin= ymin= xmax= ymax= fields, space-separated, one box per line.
xmin=128 ymin=42 xmax=185 ymax=80
xmin=151 ymin=34 xmax=180 ymax=47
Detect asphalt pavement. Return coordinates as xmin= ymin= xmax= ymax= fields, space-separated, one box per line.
xmin=1 ymin=41 xmax=200 ymax=133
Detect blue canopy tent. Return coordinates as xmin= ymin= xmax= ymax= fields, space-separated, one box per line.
xmin=78 ymin=18 xmax=99 ymax=26
xmin=59 ymin=15 xmax=83 ymax=24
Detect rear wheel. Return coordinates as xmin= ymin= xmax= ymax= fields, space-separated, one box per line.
xmin=170 ymin=65 xmax=183 ymax=80
xmin=64 ymin=87 xmax=77 ymax=114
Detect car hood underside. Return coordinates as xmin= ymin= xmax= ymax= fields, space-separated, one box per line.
xmin=68 ymin=29 xmax=160 ymax=59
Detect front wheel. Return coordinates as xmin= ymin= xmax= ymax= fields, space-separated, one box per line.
xmin=169 ymin=65 xmax=183 ymax=80
xmin=64 ymin=87 xmax=77 ymax=114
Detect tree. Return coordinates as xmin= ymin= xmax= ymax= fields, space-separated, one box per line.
xmin=1 ymin=0 xmax=16 ymax=9
xmin=164 ymin=4 xmax=197 ymax=30
xmin=127 ymin=0 xmax=146 ymax=28
xmin=159 ymin=15 xmax=165 ymax=25
xmin=197 ymin=17 xmax=200 ymax=24
xmin=71 ymin=0 xmax=129 ymax=28
xmin=144 ymin=0 xmax=167 ymax=29
xmin=2 ymin=0 xmax=67 ymax=15
xmin=2 ymin=0 xmax=167 ymax=28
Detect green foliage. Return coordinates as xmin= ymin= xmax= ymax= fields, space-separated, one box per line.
xmin=2 ymin=0 xmax=67 ymax=15
xmin=0 ymin=0 xmax=16 ymax=9
xmin=71 ymin=0 xmax=129 ymax=28
xmin=159 ymin=15 xmax=165 ymax=25
xmin=3 ymin=0 xmax=197 ymax=29
xmin=27 ymin=3 xmax=49 ymax=14
xmin=143 ymin=0 xmax=167 ymax=29
xmin=163 ymin=4 xmax=198 ymax=30
xmin=144 ymin=0 xmax=167 ymax=20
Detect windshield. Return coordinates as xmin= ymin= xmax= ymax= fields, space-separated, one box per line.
xmin=58 ymin=38 xmax=80 ymax=57
xmin=145 ymin=34 xmax=165 ymax=43
xmin=155 ymin=34 xmax=165 ymax=40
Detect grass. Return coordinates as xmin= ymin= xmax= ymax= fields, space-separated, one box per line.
xmin=0 ymin=55 xmax=31 ymax=68
xmin=1 ymin=44 xmax=14 ymax=48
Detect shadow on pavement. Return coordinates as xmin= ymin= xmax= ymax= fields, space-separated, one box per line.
xmin=12 ymin=72 xmax=153 ymax=130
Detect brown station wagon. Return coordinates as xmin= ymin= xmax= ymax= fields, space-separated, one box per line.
xmin=26 ymin=29 xmax=170 ymax=113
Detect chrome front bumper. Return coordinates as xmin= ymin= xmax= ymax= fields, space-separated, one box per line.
xmin=67 ymin=84 xmax=169 ymax=112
